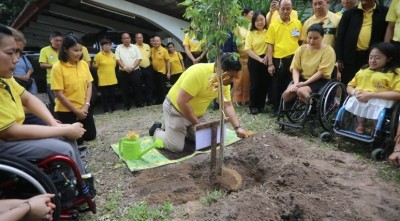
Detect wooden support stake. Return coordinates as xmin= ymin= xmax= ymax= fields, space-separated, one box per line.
xmin=209 ymin=122 xmax=218 ymax=182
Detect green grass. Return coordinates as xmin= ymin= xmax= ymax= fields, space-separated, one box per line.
xmin=102 ymin=190 xmax=123 ymax=213
xmin=125 ymin=201 xmax=173 ymax=221
xmin=200 ymin=189 xmax=227 ymax=206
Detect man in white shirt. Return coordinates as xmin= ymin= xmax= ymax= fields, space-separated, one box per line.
xmin=115 ymin=33 xmax=143 ymax=110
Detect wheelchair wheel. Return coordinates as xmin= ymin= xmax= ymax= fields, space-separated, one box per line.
xmin=318 ymin=81 xmax=347 ymax=131
xmin=0 ymin=155 xmax=61 ymax=220
xmin=283 ymin=98 xmax=310 ymax=124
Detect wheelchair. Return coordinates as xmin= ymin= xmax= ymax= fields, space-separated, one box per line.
xmin=277 ymin=79 xmax=347 ymax=135
xmin=0 ymin=154 xmax=96 ymax=220
xmin=320 ymin=98 xmax=400 ymax=161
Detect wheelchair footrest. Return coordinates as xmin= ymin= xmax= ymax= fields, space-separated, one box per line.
xmin=333 ymin=128 xmax=374 ymax=143
xmin=277 ymin=121 xmax=304 ymax=129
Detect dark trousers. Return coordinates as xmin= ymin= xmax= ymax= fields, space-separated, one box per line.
xmin=56 ymin=109 xmax=96 ymax=145
xmin=140 ymin=66 xmax=155 ymax=105
xmin=341 ymin=50 xmax=369 ymax=86
xmin=46 ymin=84 xmax=55 ymax=114
xmin=248 ymin=56 xmax=271 ymax=110
xmin=185 ymin=51 xmax=208 ymax=68
xmin=271 ymin=56 xmax=293 ymax=112
xmin=391 ymin=40 xmax=400 ymax=64
xmin=99 ymin=85 xmax=116 ymax=113
xmin=153 ymin=71 xmax=168 ymax=104
xmin=169 ymin=73 xmax=182 ymax=85
xmin=118 ymin=69 xmax=143 ymax=108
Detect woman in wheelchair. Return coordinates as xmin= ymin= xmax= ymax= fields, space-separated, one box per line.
xmin=0 ymin=194 xmax=55 ymax=221
xmin=344 ymin=42 xmax=400 ymax=134
xmin=0 ymin=25 xmax=86 ymax=175
xmin=282 ymin=22 xmax=335 ymax=104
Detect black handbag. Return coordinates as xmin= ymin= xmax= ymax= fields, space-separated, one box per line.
xmin=15 ymin=77 xmax=33 ymax=89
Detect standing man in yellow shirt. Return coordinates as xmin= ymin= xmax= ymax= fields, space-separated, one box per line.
xmin=336 ymin=0 xmax=388 ymax=85
xmin=266 ymin=0 xmax=302 ymax=116
xmin=151 ymin=36 xmax=170 ymax=105
xmin=300 ymin=0 xmax=340 ymax=47
xmin=115 ymin=33 xmax=143 ymax=110
xmin=39 ymin=31 xmax=63 ymax=112
xmin=135 ymin=33 xmax=154 ymax=106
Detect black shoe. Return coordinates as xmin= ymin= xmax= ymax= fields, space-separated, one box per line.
xmin=124 ymin=105 xmax=131 ymax=111
xmin=249 ymin=108 xmax=259 ymax=115
xmin=258 ymin=108 xmax=267 ymax=113
xmin=149 ymin=122 xmax=162 ymax=136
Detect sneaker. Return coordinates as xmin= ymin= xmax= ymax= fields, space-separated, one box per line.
xmin=149 ymin=122 xmax=162 ymax=136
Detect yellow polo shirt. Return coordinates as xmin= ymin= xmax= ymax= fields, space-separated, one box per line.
xmin=266 ymin=18 xmax=302 ymax=58
xmin=357 ymin=3 xmax=375 ymax=50
xmin=136 ymin=43 xmax=151 ymax=68
xmin=39 ymin=46 xmax=59 ymax=83
xmin=151 ymin=46 xmax=170 ymax=74
xmin=51 ymin=60 xmax=93 ymax=112
xmin=94 ymin=51 xmax=117 ymax=86
xmin=167 ymin=63 xmax=231 ymax=117
xmin=348 ymin=68 xmax=400 ymax=92
xmin=245 ymin=29 xmax=268 ymax=55
xmin=290 ymin=45 xmax=335 ymax=80
xmin=0 ymin=78 xmax=25 ymax=132
xmin=300 ymin=11 xmax=341 ymax=47
xmin=182 ymin=33 xmax=205 ymax=52
xmin=169 ymin=51 xmax=184 ymax=75
xmin=267 ymin=10 xmax=298 ymax=24
xmin=386 ymin=0 xmax=400 ymax=41
xmin=82 ymin=46 xmax=91 ymax=62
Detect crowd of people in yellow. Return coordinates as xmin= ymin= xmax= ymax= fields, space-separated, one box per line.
xmin=0 ymin=0 xmax=400 ymax=219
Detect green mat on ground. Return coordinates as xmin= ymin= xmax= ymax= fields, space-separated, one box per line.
xmin=111 ymin=129 xmax=240 ymax=172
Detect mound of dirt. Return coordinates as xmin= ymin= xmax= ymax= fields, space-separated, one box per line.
xmin=128 ymin=131 xmax=400 ymax=220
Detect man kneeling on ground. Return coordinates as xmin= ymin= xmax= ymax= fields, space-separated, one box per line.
xmin=149 ymin=53 xmax=248 ymax=152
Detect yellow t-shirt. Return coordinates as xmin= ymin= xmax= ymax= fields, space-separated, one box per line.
xmin=357 ymin=3 xmax=375 ymax=50
xmin=0 ymin=78 xmax=25 ymax=132
xmin=167 ymin=63 xmax=231 ymax=117
xmin=136 ymin=43 xmax=151 ymax=68
xmin=348 ymin=68 xmax=400 ymax=92
xmin=386 ymin=0 xmax=400 ymax=41
xmin=151 ymin=46 xmax=170 ymax=74
xmin=82 ymin=46 xmax=91 ymax=62
xmin=300 ymin=11 xmax=341 ymax=47
xmin=266 ymin=18 xmax=302 ymax=58
xmin=290 ymin=45 xmax=335 ymax=80
xmin=244 ymin=29 xmax=268 ymax=55
xmin=267 ymin=10 xmax=298 ymax=24
xmin=169 ymin=51 xmax=184 ymax=75
xmin=39 ymin=46 xmax=59 ymax=84
xmin=51 ymin=60 xmax=94 ymax=112
xmin=182 ymin=33 xmax=205 ymax=52
xmin=94 ymin=51 xmax=117 ymax=86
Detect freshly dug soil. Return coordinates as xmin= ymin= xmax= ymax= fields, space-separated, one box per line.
xmin=89 ymin=106 xmax=400 ymax=221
